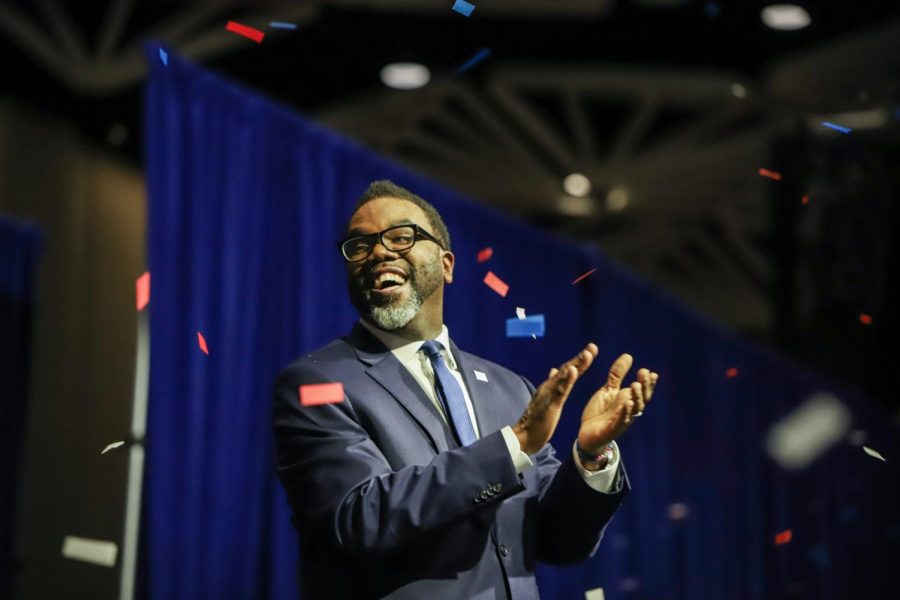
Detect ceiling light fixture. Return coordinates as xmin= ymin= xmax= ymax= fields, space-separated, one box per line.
xmin=761 ymin=5 xmax=811 ymax=31
xmin=562 ymin=173 xmax=592 ymax=197
xmin=379 ymin=63 xmax=430 ymax=90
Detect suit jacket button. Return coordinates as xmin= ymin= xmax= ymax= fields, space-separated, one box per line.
xmin=479 ymin=490 xmax=489 ymax=500
xmin=491 ymin=483 xmax=502 ymax=493
xmin=499 ymin=545 xmax=509 ymax=557
xmin=473 ymin=494 xmax=482 ymax=503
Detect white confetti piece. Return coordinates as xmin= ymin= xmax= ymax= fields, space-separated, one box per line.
xmin=765 ymin=392 xmax=851 ymax=470
xmin=62 ymin=536 xmax=118 ymax=567
xmin=585 ymin=587 xmax=605 ymax=600
xmin=101 ymin=441 xmax=125 ymax=454
xmin=516 ymin=307 xmax=526 ymax=320
xmin=862 ymin=446 xmax=886 ymax=461
xmin=474 ymin=370 xmax=488 ymax=382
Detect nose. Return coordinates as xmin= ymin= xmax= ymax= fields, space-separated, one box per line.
xmin=369 ymin=239 xmax=400 ymax=262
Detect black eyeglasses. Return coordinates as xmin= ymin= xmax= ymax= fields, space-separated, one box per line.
xmin=339 ymin=224 xmax=445 ymax=262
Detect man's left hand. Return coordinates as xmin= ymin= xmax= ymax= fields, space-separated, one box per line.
xmin=577 ymin=353 xmax=658 ymax=454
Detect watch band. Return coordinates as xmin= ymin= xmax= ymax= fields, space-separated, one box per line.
xmin=576 ymin=441 xmax=614 ymax=470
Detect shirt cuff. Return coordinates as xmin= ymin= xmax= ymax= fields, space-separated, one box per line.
xmin=572 ymin=441 xmax=621 ymax=493
xmin=500 ymin=426 xmax=534 ymax=474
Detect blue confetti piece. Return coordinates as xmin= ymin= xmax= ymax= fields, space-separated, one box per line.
xmin=159 ymin=47 xmax=168 ymax=67
xmin=821 ymin=121 xmax=851 ymax=134
xmin=456 ymin=48 xmax=492 ymax=74
xmin=452 ymin=0 xmax=476 ymax=17
xmin=270 ymin=21 xmax=298 ymax=30
xmin=506 ymin=315 xmax=545 ymax=338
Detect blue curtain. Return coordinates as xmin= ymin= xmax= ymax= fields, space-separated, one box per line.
xmin=0 ymin=215 xmax=43 ymax=600
xmin=144 ymin=52 xmax=900 ymax=600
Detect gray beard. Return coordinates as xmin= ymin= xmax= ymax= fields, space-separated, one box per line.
xmin=365 ymin=288 xmax=424 ymax=330
xmin=351 ymin=253 xmax=443 ymax=332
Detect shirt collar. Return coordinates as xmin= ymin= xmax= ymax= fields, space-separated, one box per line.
xmin=358 ymin=319 xmax=456 ymax=369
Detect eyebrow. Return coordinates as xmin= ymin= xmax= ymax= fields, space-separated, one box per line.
xmin=347 ymin=219 xmax=417 ymax=237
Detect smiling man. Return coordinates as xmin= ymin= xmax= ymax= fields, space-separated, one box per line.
xmin=273 ymin=180 xmax=658 ymax=600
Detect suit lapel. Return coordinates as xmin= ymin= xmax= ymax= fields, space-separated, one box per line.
xmin=451 ymin=341 xmax=500 ymax=437
xmin=345 ymin=323 xmax=450 ymax=453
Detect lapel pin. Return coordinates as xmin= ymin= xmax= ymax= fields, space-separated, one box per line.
xmin=474 ymin=370 xmax=488 ymax=382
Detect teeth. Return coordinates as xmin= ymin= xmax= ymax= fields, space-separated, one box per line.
xmin=374 ymin=272 xmax=406 ymax=288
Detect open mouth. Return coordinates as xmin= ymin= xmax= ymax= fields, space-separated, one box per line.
xmin=367 ymin=270 xmax=409 ymax=297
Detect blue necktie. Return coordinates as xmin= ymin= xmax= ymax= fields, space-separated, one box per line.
xmin=420 ymin=340 xmax=477 ymax=446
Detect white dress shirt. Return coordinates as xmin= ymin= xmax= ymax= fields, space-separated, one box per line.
xmin=359 ymin=320 xmax=621 ymax=493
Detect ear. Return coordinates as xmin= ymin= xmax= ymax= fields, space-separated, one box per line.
xmin=442 ymin=250 xmax=455 ymax=284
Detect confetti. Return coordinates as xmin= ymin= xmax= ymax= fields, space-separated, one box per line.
xmin=758 ymin=168 xmax=782 ymax=181
xmin=765 ymin=392 xmax=850 ymax=470
xmin=62 ymin=536 xmax=118 ymax=568
xmin=726 ymin=367 xmax=738 ymax=378
xmin=483 ymin=271 xmax=509 ymax=297
xmin=862 ymin=445 xmax=886 ymax=461
xmin=158 ymin=47 xmax=168 ymax=66
xmin=774 ymin=530 xmax=792 ymax=545
xmin=101 ymin=441 xmax=125 ymax=455
xmin=506 ymin=314 xmax=545 ymax=338
xmin=269 ymin=21 xmax=298 ymax=30
xmin=801 ymin=194 xmax=809 ymax=205
xmin=584 ymin=587 xmax=606 ymax=600
xmin=226 ymin=20 xmax=265 ymax=43
xmin=452 ymin=0 xmax=476 ymax=17
xmin=474 ymin=370 xmax=488 ymax=382
xmin=299 ymin=382 xmax=345 ymax=406
xmin=821 ymin=121 xmax=851 ymax=134
xmin=456 ymin=48 xmax=492 ymax=74
xmin=136 ymin=271 xmax=150 ymax=311
xmin=477 ymin=247 xmax=493 ymax=262
xmin=859 ymin=313 xmax=872 ymax=325
xmin=515 ymin=307 xmax=526 ymax=320
xmin=572 ymin=268 xmax=597 ymax=285
xmin=197 ymin=332 xmax=209 ymax=355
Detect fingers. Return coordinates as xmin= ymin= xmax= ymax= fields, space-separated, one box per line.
xmin=605 ymin=353 xmax=634 ymax=391
xmin=563 ymin=343 xmax=598 ymax=376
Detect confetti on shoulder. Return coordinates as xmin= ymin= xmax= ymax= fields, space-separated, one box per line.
xmin=572 ymin=268 xmax=597 ymax=285
xmin=197 ymin=331 xmax=209 ymax=355
xmin=452 ymin=0 xmax=476 ymax=17
xmin=101 ymin=441 xmax=125 ymax=454
xmin=270 ymin=21 xmax=298 ymax=30
xmin=299 ymin=382 xmax=345 ymax=406
xmin=862 ymin=445 xmax=886 ymax=461
xmin=226 ymin=20 xmax=265 ymax=43
xmin=136 ymin=271 xmax=150 ymax=311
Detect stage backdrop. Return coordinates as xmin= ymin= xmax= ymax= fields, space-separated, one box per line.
xmin=144 ymin=51 xmax=899 ymax=600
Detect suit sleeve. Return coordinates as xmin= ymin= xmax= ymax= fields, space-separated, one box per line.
xmin=273 ymin=362 xmax=526 ymax=558
xmin=519 ymin=376 xmax=631 ymax=565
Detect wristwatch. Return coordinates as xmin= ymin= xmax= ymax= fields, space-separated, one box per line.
xmin=576 ymin=441 xmax=615 ymax=470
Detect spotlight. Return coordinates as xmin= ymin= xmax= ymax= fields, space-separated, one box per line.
xmin=761 ymin=4 xmax=811 ymax=31
xmin=605 ymin=187 xmax=630 ymax=212
xmin=380 ymin=63 xmax=430 ymax=90
xmin=562 ymin=172 xmax=592 ymax=197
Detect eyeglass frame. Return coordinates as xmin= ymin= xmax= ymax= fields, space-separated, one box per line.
xmin=338 ymin=223 xmax=446 ymax=262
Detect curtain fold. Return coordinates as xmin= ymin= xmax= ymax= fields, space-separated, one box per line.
xmin=144 ymin=51 xmax=899 ymax=600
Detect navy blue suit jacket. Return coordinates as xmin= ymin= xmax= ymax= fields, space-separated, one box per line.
xmin=273 ymin=323 xmax=629 ymax=599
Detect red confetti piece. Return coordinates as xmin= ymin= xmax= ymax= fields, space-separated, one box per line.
xmin=483 ymin=271 xmax=509 ymax=297
xmin=225 ymin=20 xmax=265 ymax=43
xmin=136 ymin=272 xmax=150 ymax=311
xmin=477 ymin=247 xmax=493 ymax=263
xmin=197 ymin=332 xmax=209 ymax=355
xmin=758 ymin=168 xmax=782 ymax=181
xmin=774 ymin=530 xmax=792 ymax=545
xmin=859 ymin=313 xmax=872 ymax=325
xmin=726 ymin=367 xmax=738 ymax=378
xmin=801 ymin=194 xmax=809 ymax=205
xmin=299 ymin=382 xmax=345 ymax=406
xmin=572 ymin=268 xmax=597 ymax=285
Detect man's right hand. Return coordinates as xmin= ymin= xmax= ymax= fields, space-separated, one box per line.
xmin=512 ymin=343 xmax=599 ymax=455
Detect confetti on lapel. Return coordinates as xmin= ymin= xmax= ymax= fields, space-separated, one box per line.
xmin=584 ymin=587 xmax=606 ymax=600
xmin=456 ymin=48 xmax=492 ymax=74
xmin=477 ymin=247 xmax=493 ymax=262
xmin=101 ymin=441 xmax=125 ymax=454
xmin=197 ymin=332 xmax=209 ymax=355
xmin=299 ymin=382 xmax=345 ymax=406
xmin=572 ymin=268 xmax=597 ymax=285
xmin=269 ymin=21 xmax=298 ymax=29
xmin=821 ymin=121 xmax=851 ymax=134
xmin=474 ymin=370 xmax=488 ymax=382
xmin=725 ymin=367 xmax=738 ymax=378
xmin=158 ymin=47 xmax=168 ymax=66
xmin=136 ymin=272 xmax=150 ymax=311
xmin=506 ymin=314 xmax=545 ymax=338
xmin=859 ymin=313 xmax=872 ymax=325
xmin=515 ymin=307 xmax=526 ymax=319
xmin=774 ymin=530 xmax=792 ymax=545
xmin=226 ymin=20 xmax=265 ymax=43
xmin=483 ymin=271 xmax=509 ymax=297
xmin=862 ymin=445 xmax=886 ymax=461
xmin=758 ymin=168 xmax=782 ymax=181
xmin=452 ymin=0 xmax=476 ymax=17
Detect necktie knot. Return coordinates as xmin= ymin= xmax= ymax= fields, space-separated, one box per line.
xmin=420 ymin=340 xmax=444 ymax=359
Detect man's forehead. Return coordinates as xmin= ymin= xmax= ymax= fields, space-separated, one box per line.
xmin=348 ymin=197 xmax=427 ymax=230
